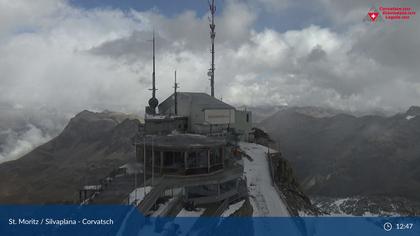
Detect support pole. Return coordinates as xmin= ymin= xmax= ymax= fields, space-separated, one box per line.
xmin=160 ymin=151 xmax=163 ymax=175
xmin=184 ymin=152 xmax=188 ymax=174
xmin=173 ymin=70 xmax=179 ymax=115
xmin=221 ymin=148 xmax=224 ymax=168
xmin=152 ymin=137 xmax=154 ymax=186
xmin=143 ymin=136 xmax=146 ymax=196
xmin=135 ymin=168 xmax=137 ymax=203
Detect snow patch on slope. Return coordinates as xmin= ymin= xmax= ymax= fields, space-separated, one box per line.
xmin=314 ymin=197 xmax=400 ymax=216
xmin=406 ymin=115 xmax=416 ymax=120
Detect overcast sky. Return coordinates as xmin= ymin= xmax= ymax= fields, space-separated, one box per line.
xmin=1 ymin=0 xmax=420 ymax=114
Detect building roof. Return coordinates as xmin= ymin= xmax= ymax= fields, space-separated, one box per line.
xmin=159 ymin=92 xmax=234 ymax=111
xmin=137 ymin=133 xmax=226 ymax=150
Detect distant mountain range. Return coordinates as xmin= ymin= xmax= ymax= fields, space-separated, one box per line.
xmin=257 ymin=106 xmax=420 ymax=204
xmin=249 ymin=105 xmax=398 ymax=123
xmin=0 ymin=110 xmax=140 ymax=203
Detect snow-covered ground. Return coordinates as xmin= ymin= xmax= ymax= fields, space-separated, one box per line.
xmin=406 ymin=115 xmax=416 ymax=120
xmin=177 ymin=208 xmax=205 ymax=217
xmin=314 ymin=197 xmax=400 ymax=216
xmin=239 ymin=142 xmax=290 ymax=217
xmin=129 ymin=186 xmax=152 ymax=205
xmin=221 ymin=200 xmax=245 ymax=217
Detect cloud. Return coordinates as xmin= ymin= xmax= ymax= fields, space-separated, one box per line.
xmin=0 ymin=0 xmax=419 ymax=162
xmin=0 ymin=104 xmax=71 ymax=163
xmin=0 ymin=0 xmax=419 ymax=117
xmin=0 ymin=124 xmax=52 ymax=163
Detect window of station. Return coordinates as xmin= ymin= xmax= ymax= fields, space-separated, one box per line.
xmin=154 ymin=150 xmax=161 ymax=166
xmin=145 ymin=149 xmax=153 ymax=165
xmin=187 ymin=150 xmax=208 ymax=169
xmin=209 ymin=147 xmax=223 ymax=166
xmin=163 ymin=151 xmax=183 ymax=168
xmin=163 ymin=151 xmax=174 ymax=166
xmin=136 ymin=146 xmax=144 ymax=162
xmin=186 ymin=184 xmax=219 ymax=198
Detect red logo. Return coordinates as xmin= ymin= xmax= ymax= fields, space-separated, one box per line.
xmin=364 ymin=5 xmax=416 ymax=22
xmin=364 ymin=7 xmax=383 ymax=22
xmin=368 ymin=12 xmax=379 ymax=21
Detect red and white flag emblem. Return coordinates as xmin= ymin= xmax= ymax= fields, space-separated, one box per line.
xmin=368 ymin=12 xmax=379 ymax=21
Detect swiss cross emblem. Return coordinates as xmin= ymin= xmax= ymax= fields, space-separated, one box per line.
xmin=364 ymin=7 xmax=382 ymax=22
xmin=368 ymin=12 xmax=379 ymax=21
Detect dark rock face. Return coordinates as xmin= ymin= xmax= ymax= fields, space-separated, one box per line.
xmin=406 ymin=106 xmax=420 ymax=116
xmin=0 ymin=110 xmax=140 ymax=204
xmin=274 ymin=154 xmax=320 ymax=216
xmin=258 ymin=106 xmax=420 ymax=202
xmin=250 ymin=127 xmax=273 ymax=147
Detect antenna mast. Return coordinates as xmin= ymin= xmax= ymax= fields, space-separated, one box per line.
xmin=152 ymin=30 xmax=156 ymax=98
xmin=147 ymin=30 xmax=158 ymax=114
xmin=208 ymin=0 xmax=216 ymax=97
xmin=173 ymin=70 xmax=179 ymax=115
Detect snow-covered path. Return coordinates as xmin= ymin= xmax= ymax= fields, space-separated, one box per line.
xmin=240 ymin=142 xmax=290 ymax=217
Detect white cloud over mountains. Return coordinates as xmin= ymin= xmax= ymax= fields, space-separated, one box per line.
xmin=0 ymin=124 xmax=52 ymax=163
xmin=0 ymin=0 xmax=419 ymax=116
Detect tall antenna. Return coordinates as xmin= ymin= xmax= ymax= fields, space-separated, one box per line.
xmin=173 ymin=70 xmax=179 ymax=115
xmin=208 ymin=0 xmax=216 ymax=97
xmin=148 ymin=30 xmax=158 ymax=114
xmin=152 ymin=30 xmax=156 ymax=98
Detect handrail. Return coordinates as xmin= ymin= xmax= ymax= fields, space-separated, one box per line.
xmin=266 ymin=152 xmax=293 ymax=216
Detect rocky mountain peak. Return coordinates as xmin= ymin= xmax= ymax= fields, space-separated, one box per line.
xmin=406 ymin=106 xmax=420 ymax=116
xmin=56 ymin=110 xmax=140 ymax=148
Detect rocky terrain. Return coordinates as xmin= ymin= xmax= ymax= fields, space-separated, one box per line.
xmin=0 ymin=110 xmax=140 ymax=203
xmin=313 ymin=196 xmax=420 ymax=216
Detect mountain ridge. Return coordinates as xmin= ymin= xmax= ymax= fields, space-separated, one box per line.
xmin=258 ymin=106 xmax=420 ymax=202
xmin=0 ymin=110 xmax=140 ymax=203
